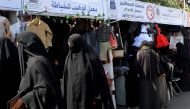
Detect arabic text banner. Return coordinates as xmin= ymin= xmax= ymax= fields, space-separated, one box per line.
xmin=46 ymin=0 xmax=105 ymax=17
xmin=155 ymin=6 xmax=183 ymax=26
xmin=116 ymin=0 xmax=156 ymax=22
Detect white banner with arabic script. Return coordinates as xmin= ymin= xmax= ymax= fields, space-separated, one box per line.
xmin=116 ymin=0 xmax=156 ymax=22
xmin=155 ymin=6 xmax=183 ymax=26
xmin=0 ymin=0 xmax=22 ymax=11
xmin=45 ymin=0 xmax=105 ymax=17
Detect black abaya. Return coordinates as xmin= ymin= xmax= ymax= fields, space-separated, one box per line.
xmin=62 ymin=34 xmax=114 ymax=109
xmin=0 ymin=38 xmax=20 ymax=109
xmin=176 ymin=42 xmax=190 ymax=75
xmin=135 ymin=46 xmax=160 ymax=109
xmin=17 ymin=32 xmax=63 ymax=109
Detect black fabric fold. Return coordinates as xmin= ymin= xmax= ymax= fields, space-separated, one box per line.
xmin=0 ymin=37 xmax=21 ymax=109
xmin=62 ymin=34 xmax=114 ymax=109
xmin=17 ymin=32 xmax=63 ymax=109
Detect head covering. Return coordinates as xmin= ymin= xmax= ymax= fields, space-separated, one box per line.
xmin=68 ymin=33 xmax=96 ymax=54
xmin=0 ymin=37 xmax=20 ymax=109
xmin=176 ymin=42 xmax=187 ymax=59
xmin=68 ymin=33 xmax=83 ymax=52
xmin=17 ymin=32 xmax=63 ymax=109
xmin=62 ymin=34 xmax=114 ymax=109
xmin=17 ymin=32 xmax=48 ymax=76
xmin=176 ymin=42 xmax=183 ymax=49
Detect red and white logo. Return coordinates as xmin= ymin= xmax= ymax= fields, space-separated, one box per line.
xmin=146 ymin=5 xmax=155 ymax=21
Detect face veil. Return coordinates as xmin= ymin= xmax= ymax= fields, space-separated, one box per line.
xmin=17 ymin=32 xmax=63 ymax=109
xmin=17 ymin=32 xmax=48 ymax=76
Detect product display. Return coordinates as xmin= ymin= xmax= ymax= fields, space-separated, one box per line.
xmin=27 ymin=18 xmax=53 ymax=48
xmin=155 ymin=24 xmax=169 ymax=49
xmin=132 ymin=24 xmax=153 ymax=48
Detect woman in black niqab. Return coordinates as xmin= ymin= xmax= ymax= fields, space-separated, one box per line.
xmin=176 ymin=42 xmax=189 ymax=70
xmin=62 ymin=34 xmax=114 ymax=109
xmin=0 ymin=37 xmax=20 ymax=109
xmin=13 ymin=32 xmax=63 ymax=109
xmin=176 ymin=42 xmax=190 ymax=90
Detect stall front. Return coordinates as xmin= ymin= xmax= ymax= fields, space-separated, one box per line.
xmin=107 ymin=0 xmax=190 ymax=108
xmin=23 ymin=0 xmax=117 ymax=109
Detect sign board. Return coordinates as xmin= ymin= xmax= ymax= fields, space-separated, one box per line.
xmin=116 ymin=0 xmax=156 ymax=22
xmin=169 ymin=36 xmax=184 ymax=50
xmin=107 ymin=0 xmax=118 ymax=19
xmin=155 ymin=6 xmax=183 ymax=26
xmin=0 ymin=0 xmax=22 ymax=11
xmin=24 ymin=0 xmax=46 ymax=12
xmin=45 ymin=0 xmax=105 ymax=17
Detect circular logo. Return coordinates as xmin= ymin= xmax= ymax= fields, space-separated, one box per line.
xmin=146 ymin=5 xmax=155 ymax=20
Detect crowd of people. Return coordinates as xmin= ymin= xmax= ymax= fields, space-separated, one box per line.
xmin=0 ymin=31 xmax=114 ymax=109
xmin=0 ymin=14 xmax=189 ymax=109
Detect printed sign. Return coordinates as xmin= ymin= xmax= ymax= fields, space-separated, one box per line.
xmin=0 ymin=0 xmax=22 ymax=11
xmin=146 ymin=5 xmax=155 ymax=20
xmin=107 ymin=0 xmax=118 ymax=19
xmin=155 ymin=6 xmax=183 ymax=26
xmin=169 ymin=36 xmax=184 ymax=50
xmin=24 ymin=0 xmax=46 ymax=12
xmin=116 ymin=0 xmax=156 ymax=22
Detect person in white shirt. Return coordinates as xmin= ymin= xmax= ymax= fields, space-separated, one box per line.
xmin=10 ymin=11 xmax=32 ymax=43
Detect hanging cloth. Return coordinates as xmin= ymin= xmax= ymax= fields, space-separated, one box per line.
xmin=0 ymin=37 xmax=20 ymax=109
xmin=27 ymin=18 xmax=53 ymax=48
xmin=132 ymin=24 xmax=153 ymax=48
xmin=155 ymin=24 xmax=169 ymax=48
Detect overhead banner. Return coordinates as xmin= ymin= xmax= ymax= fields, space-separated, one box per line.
xmin=116 ymin=0 xmax=156 ymax=22
xmin=0 ymin=0 xmax=22 ymax=11
xmin=155 ymin=6 xmax=183 ymax=26
xmin=45 ymin=0 xmax=105 ymax=17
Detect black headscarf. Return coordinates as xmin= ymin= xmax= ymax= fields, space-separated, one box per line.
xmin=176 ymin=42 xmax=187 ymax=60
xmin=17 ymin=32 xmax=48 ymax=76
xmin=62 ymin=34 xmax=114 ymax=109
xmin=17 ymin=32 xmax=63 ymax=109
xmin=176 ymin=42 xmax=190 ymax=75
xmin=0 ymin=37 xmax=20 ymax=109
